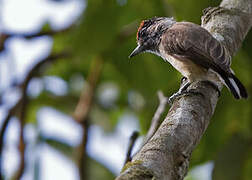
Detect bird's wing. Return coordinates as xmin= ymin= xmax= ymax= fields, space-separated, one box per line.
xmin=162 ymin=22 xmax=231 ymax=74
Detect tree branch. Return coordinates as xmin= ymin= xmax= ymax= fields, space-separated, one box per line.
xmin=73 ymin=58 xmax=103 ymax=123
xmin=143 ymin=91 xmax=168 ymax=146
xmin=14 ymin=91 xmax=29 ymax=180
xmin=0 ymin=26 xmax=73 ymax=52
xmin=116 ymin=0 xmax=252 ymax=179
xmin=0 ymin=52 xmax=70 ymax=179
xmin=73 ymin=58 xmax=103 ymax=180
xmin=124 ymin=131 xmax=139 ymax=165
xmin=72 ymin=21 xmax=137 ymax=179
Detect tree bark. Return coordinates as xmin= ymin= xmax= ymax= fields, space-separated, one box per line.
xmin=116 ymin=0 xmax=252 ymax=179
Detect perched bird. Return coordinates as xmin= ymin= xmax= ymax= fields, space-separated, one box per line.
xmin=129 ymin=17 xmax=248 ymax=99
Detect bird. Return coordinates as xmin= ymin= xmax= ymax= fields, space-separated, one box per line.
xmin=129 ymin=17 xmax=248 ymax=100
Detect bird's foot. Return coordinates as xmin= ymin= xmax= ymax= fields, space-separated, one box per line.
xmin=180 ymin=76 xmax=187 ymax=85
xmin=168 ymin=91 xmax=183 ymax=105
xmin=168 ymin=80 xmax=220 ymax=105
xmin=168 ymin=81 xmax=191 ymax=105
xmin=168 ymin=89 xmax=204 ymax=105
xmin=169 ymin=80 xmax=214 ymax=105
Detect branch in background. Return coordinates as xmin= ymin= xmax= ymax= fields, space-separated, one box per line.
xmin=0 ymin=51 xmax=70 ymax=179
xmin=78 ymin=119 xmax=90 ymax=180
xmin=73 ymin=58 xmax=103 ymax=180
xmin=124 ymin=131 xmax=139 ymax=165
xmin=14 ymin=92 xmax=29 ymax=180
xmin=0 ymin=34 xmax=8 ymax=52
xmin=0 ymin=113 xmax=12 ymax=180
xmin=116 ymin=0 xmax=252 ymax=179
xmin=73 ymin=58 xmax=103 ymax=123
xmin=11 ymin=26 xmax=72 ymax=39
xmin=0 ymin=18 xmax=136 ymax=179
xmin=73 ymin=21 xmax=139 ymax=179
xmin=142 ymin=91 xmax=168 ymax=146
xmin=0 ymin=26 xmax=73 ymax=52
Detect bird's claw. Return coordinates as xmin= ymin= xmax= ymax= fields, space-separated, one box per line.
xmin=180 ymin=76 xmax=187 ymax=85
xmin=168 ymin=91 xmax=183 ymax=105
xmin=168 ymin=90 xmax=204 ymax=105
xmin=169 ymin=80 xmax=220 ymax=105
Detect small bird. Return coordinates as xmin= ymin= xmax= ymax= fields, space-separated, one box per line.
xmin=129 ymin=17 xmax=248 ymax=99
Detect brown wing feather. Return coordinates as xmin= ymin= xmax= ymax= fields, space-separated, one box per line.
xmin=162 ymin=22 xmax=231 ymax=74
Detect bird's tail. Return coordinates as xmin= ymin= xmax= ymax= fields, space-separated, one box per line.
xmin=222 ymin=73 xmax=248 ymax=99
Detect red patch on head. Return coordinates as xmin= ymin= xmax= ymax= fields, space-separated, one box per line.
xmin=137 ymin=20 xmax=145 ymax=40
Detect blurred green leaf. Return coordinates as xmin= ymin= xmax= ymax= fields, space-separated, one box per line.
xmin=243 ymin=146 xmax=252 ymax=180
xmin=212 ymin=135 xmax=252 ymax=180
xmin=86 ymin=157 xmax=115 ymax=180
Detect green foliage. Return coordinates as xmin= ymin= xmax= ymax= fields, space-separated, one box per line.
xmin=212 ymin=135 xmax=252 ymax=180
xmin=164 ymin=0 xmax=221 ymax=23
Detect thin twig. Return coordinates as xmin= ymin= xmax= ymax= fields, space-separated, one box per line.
xmin=0 ymin=26 xmax=73 ymax=52
xmin=0 ymin=113 xmax=12 ymax=180
xmin=73 ymin=58 xmax=103 ymax=180
xmin=0 ymin=34 xmax=8 ymax=52
xmin=0 ymin=52 xmax=70 ymax=179
xmin=23 ymin=52 xmax=71 ymax=88
xmin=143 ymin=91 xmax=168 ymax=146
xmin=78 ymin=119 xmax=90 ymax=180
xmin=73 ymin=58 xmax=103 ymax=123
xmin=73 ymin=22 xmax=139 ymax=179
xmin=14 ymin=94 xmax=29 ymax=180
xmin=124 ymin=131 xmax=139 ymax=165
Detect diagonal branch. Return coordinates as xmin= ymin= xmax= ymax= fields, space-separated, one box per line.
xmin=73 ymin=57 xmax=103 ymax=180
xmin=116 ymin=0 xmax=252 ymax=179
xmin=14 ymin=89 xmax=29 ymax=180
xmin=143 ymin=91 xmax=168 ymax=146
xmin=73 ymin=58 xmax=103 ymax=123
xmin=124 ymin=131 xmax=139 ymax=165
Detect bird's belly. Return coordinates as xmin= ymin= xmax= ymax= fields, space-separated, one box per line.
xmin=163 ymin=55 xmax=207 ymax=82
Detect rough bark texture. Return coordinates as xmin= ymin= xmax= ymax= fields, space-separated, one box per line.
xmin=116 ymin=0 xmax=252 ymax=180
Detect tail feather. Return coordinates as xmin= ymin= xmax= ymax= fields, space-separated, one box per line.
xmin=230 ymin=74 xmax=248 ymax=98
xmin=223 ymin=76 xmax=240 ymax=99
xmin=182 ymin=53 xmax=248 ymax=99
xmin=207 ymin=62 xmax=248 ymax=99
xmin=222 ymin=74 xmax=248 ymax=99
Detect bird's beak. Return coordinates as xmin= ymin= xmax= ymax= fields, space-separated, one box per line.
xmin=129 ymin=45 xmax=144 ymax=58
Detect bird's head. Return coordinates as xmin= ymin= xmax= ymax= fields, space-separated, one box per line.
xmin=129 ymin=17 xmax=176 ymax=58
